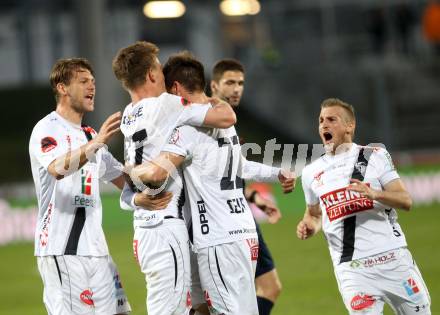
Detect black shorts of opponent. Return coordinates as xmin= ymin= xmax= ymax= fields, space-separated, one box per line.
xmin=255 ymin=220 xmax=275 ymax=278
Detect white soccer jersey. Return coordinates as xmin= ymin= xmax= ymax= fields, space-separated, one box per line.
xmin=163 ymin=125 xmax=258 ymax=250
xmin=120 ymin=92 xmax=209 ymax=223
xmin=29 ymin=111 xmax=123 ymax=256
xmin=301 ymin=143 xmax=407 ymax=266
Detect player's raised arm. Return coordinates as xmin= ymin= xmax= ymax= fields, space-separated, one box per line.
xmin=245 ymin=186 xmax=282 ymax=224
xmin=296 ymin=203 xmax=322 ymax=240
xmin=347 ymin=178 xmax=412 ymax=211
xmin=241 ymin=158 xmax=296 ymax=193
xmin=202 ymin=97 xmax=237 ymax=128
xmin=47 ymin=112 xmax=121 ymax=179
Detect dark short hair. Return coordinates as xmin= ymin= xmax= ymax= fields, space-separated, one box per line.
xmin=163 ymin=51 xmax=206 ymax=93
xmin=50 ymin=58 xmax=94 ymax=102
xmin=211 ymin=58 xmax=244 ymax=82
xmin=112 ymin=41 xmax=159 ymax=90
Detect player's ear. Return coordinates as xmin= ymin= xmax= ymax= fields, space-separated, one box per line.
xmin=147 ymin=69 xmax=155 ymax=83
xmin=172 ymin=81 xmax=179 ymax=96
xmin=56 ymin=83 xmax=67 ymax=96
xmin=210 ymin=80 xmax=218 ymax=94
xmin=346 ymin=120 xmax=355 ymax=136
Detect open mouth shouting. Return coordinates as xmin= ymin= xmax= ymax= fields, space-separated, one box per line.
xmin=323 ymin=131 xmax=333 ymax=143
xmin=85 ymin=93 xmax=94 ymax=101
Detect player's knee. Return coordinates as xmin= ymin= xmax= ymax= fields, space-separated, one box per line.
xmin=271 ymin=278 xmax=282 ymax=299
xmin=257 ymin=276 xmax=282 ymax=301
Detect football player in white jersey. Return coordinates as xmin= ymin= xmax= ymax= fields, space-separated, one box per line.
xmin=296 ymin=98 xmax=431 ymax=314
xmin=131 ymin=52 xmax=295 ymax=315
xmin=29 ymin=58 xmax=140 ymax=315
xmin=111 ymin=42 xmax=237 ymax=315
xmin=211 ymin=59 xmax=284 ymax=315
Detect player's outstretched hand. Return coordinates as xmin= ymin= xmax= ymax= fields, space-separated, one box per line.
xmin=296 ymin=220 xmax=314 ymax=240
xmin=254 ymin=194 xmax=281 ymax=224
xmin=278 ymin=169 xmax=296 ymax=193
xmin=94 ymin=112 xmax=121 ymax=145
xmin=347 ymin=179 xmax=378 ymax=200
xmin=135 ymin=191 xmax=173 ymax=210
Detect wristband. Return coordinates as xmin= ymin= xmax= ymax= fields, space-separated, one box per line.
xmin=248 ymin=190 xmax=258 ymax=203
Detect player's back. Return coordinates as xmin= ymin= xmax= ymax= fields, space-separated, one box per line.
xmin=164 ymin=125 xmax=257 ymax=250
xmin=121 ymin=92 xmax=209 ymax=222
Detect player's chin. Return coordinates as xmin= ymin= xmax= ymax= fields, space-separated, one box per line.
xmin=84 ymin=104 xmax=94 ymax=112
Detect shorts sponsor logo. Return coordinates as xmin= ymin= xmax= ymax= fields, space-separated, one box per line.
xmin=186 ymin=291 xmax=192 ymax=308
xmin=133 ymin=239 xmax=139 ymax=263
xmin=361 ymin=251 xmax=396 ymax=268
xmin=321 ymin=186 xmax=374 ymax=222
xmin=349 ymin=260 xmax=361 ymax=269
xmin=80 ymin=289 xmax=94 ymax=306
xmin=246 ymin=238 xmax=259 ymax=261
xmin=403 ymin=278 xmax=420 ymax=296
xmin=204 ymin=290 xmax=212 ymax=307
xmin=350 ymin=293 xmax=375 ymax=311
xmin=204 ymin=291 xmax=224 ymax=315
xmin=114 ymin=273 xmax=123 ymax=289
xmin=41 ymin=137 xmax=57 ymax=153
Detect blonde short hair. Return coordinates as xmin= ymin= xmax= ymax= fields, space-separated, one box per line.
xmin=321 ymin=98 xmax=355 ymax=123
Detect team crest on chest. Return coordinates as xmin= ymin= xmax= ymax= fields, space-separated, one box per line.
xmin=313 ymin=170 xmax=324 ymax=187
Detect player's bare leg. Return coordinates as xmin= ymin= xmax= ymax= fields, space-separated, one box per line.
xmin=256 ymin=269 xmax=282 ymax=314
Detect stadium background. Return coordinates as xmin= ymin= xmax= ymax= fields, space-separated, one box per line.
xmin=0 ymin=0 xmax=439 ymax=314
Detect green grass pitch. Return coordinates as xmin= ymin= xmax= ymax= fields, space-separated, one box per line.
xmin=0 ymin=184 xmax=438 ymax=314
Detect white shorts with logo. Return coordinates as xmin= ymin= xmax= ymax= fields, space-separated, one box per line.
xmin=195 ymin=238 xmax=259 ymax=315
xmin=133 ymin=218 xmax=191 ymax=315
xmin=37 ymin=255 xmax=131 ymax=315
xmin=335 ymin=247 xmax=431 ymax=315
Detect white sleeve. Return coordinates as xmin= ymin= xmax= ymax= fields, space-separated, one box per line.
xmin=159 ymin=93 xmax=210 ymax=127
xmin=178 ymin=104 xmax=210 ymax=127
xmin=29 ymin=122 xmax=68 ymax=170
xmin=99 ymin=148 xmax=123 ymax=183
xmin=162 ymin=126 xmax=198 ymax=158
xmin=120 ymin=183 xmax=137 ymax=211
xmin=370 ymin=148 xmax=400 ymax=187
xmin=301 ymin=167 xmax=319 ymax=205
xmin=241 ymin=159 xmax=280 ymax=182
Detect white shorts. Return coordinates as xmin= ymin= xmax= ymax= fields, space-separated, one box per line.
xmin=189 ymin=248 xmax=204 ymax=309
xmin=196 ymin=238 xmax=259 ymax=315
xmin=37 ymin=255 xmax=131 ymax=315
xmin=335 ymin=248 xmax=431 ymax=315
xmin=134 ymin=218 xmax=191 ymax=315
